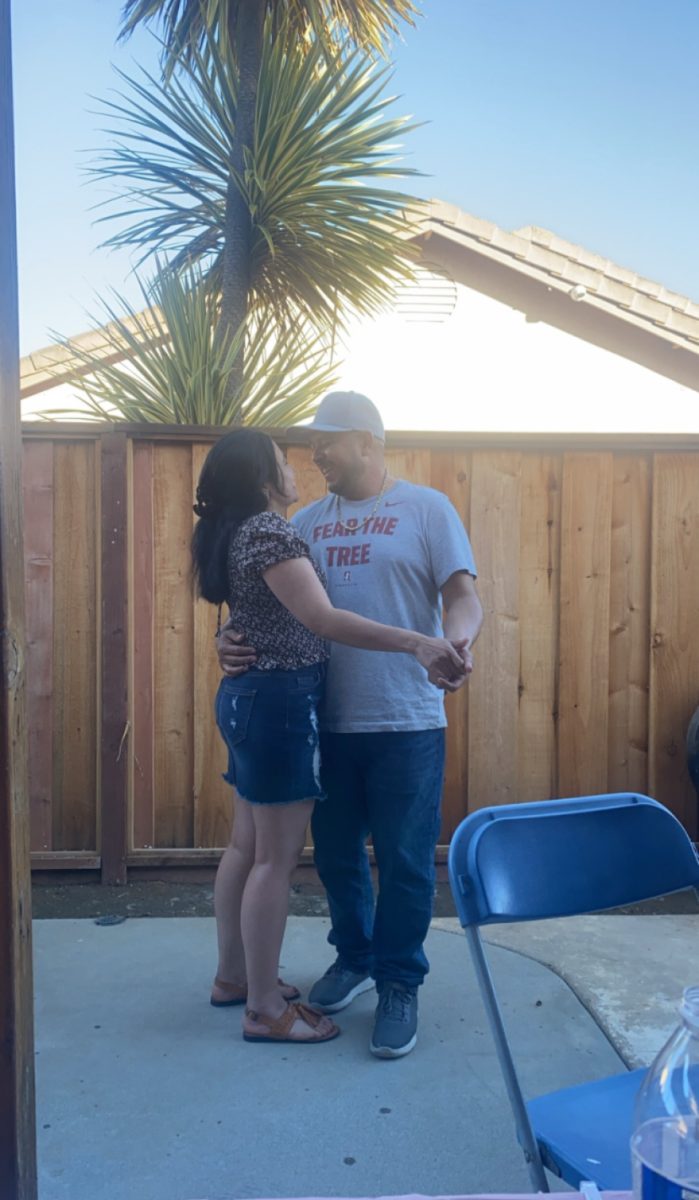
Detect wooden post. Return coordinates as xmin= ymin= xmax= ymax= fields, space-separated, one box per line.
xmin=0 ymin=0 xmax=39 ymax=1194
xmin=100 ymin=431 xmax=130 ymax=884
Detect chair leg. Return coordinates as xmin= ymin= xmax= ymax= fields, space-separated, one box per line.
xmin=466 ymin=926 xmax=549 ymax=1192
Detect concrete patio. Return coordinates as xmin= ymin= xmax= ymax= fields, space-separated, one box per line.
xmin=33 ymin=912 xmax=697 ymax=1200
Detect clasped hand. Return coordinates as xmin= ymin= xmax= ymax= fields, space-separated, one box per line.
xmin=419 ymin=637 xmax=473 ymax=693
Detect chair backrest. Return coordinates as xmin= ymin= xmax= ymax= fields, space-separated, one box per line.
xmin=448 ymin=793 xmax=699 ymax=928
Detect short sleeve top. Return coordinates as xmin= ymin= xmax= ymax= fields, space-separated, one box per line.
xmin=227 ymin=511 xmax=329 ymax=671
xmin=290 ymin=480 xmax=477 ymax=732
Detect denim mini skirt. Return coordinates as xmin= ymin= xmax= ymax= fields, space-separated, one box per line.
xmin=215 ymin=664 xmax=326 ymax=806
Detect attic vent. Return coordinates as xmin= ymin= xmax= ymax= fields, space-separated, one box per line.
xmin=393 ymin=263 xmax=458 ymax=323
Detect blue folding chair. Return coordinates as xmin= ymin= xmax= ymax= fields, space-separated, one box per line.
xmin=447 ymin=792 xmax=699 ymax=1192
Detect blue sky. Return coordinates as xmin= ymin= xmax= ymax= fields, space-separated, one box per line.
xmin=12 ymin=0 xmax=699 ymax=354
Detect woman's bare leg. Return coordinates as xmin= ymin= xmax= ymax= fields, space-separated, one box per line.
xmin=242 ymin=799 xmax=336 ymax=1039
xmin=242 ymin=799 xmax=311 ymax=1013
xmin=212 ymin=796 xmax=255 ymax=988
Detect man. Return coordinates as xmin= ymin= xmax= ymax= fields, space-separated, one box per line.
xmin=217 ymin=391 xmax=482 ymax=1057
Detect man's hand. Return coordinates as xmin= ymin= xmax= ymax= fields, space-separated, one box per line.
xmin=457 ymin=641 xmax=474 ymax=675
xmin=414 ymin=634 xmax=466 ymax=684
xmin=432 ymin=639 xmax=473 ymax=693
xmin=216 ymin=621 xmax=257 ymax=676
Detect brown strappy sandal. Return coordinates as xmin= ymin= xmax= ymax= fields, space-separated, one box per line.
xmin=210 ymin=976 xmax=301 ymax=1007
xmin=243 ymin=1001 xmax=340 ymax=1044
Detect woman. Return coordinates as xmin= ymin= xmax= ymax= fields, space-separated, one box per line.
xmin=192 ymin=428 xmax=465 ymax=1045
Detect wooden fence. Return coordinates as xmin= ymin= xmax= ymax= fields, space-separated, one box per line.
xmin=21 ymin=425 xmax=699 ymax=882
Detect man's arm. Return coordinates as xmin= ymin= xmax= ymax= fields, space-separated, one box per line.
xmin=440 ymin=571 xmax=483 ymax=691
xmin=216 ymin=615 xmax=257 ymax=675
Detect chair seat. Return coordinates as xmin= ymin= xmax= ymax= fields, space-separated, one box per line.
xmin=527 ymin=1067 xmax=647 ymax=1190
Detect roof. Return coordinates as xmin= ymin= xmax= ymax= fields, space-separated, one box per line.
xmin=20 ymin=309 xmax=164 ymax=400
xmin=20 ymin=201 xmax=699 ymax=399
xmin=420 ymin=200 xmax=699 ymax=354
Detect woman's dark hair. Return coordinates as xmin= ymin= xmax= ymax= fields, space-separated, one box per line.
xmin=191 ymin=428 xmax=285 ymax=605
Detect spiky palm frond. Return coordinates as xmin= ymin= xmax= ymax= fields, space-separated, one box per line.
xmin=46 ymin=265 xmax=336 ymax=426
xmin=91 ymin=32 xmax=423 ymax=335
xmin=119 ymin=0 xmax=420 ymax=71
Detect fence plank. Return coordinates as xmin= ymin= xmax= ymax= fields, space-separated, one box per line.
xmin=130 ymin=441 xmax=155 ymax=849
xmin=649 ymin=454 xmax=699 ymax=835
xmin=558 ymin=453 xmax=613 ymax=796
xmin=287 ymin=445 xmax=324 ymax=515
xmin=101 ymin=433 xmax=129 ymax=884
xmin=152 ymin=443 xmax=194 ymax=847
xmin=518 ymin=454 xmax=562 ymax=802
xmin=191 ymin=441 xmax=231 ymax=849
xmin=467 ymin=451 xmax=522 ymax=808
xmin=608 ymin=455 xmax=651 ymax=794
xmin=52 ymin=442 xmax=98 ymax=850
xmin=22 ymin=441 xmax=54 ymax=851
xmin=430 ymin=449 xmax=472 ymax=838
xmin=385 ymin=448 xmax=432 ymax=487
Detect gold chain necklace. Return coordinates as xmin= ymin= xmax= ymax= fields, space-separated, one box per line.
xmin=335 ymin=470 xmax=389 ymax=534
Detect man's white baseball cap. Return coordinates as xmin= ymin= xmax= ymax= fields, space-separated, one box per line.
xmin=299 ymin=391 xmax=385 ymax=442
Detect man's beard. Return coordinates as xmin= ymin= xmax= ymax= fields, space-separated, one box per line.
xmin=325 ymin=466 xmax=363 ymax=498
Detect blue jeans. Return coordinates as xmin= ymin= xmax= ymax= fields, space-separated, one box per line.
xmin=312 ymin=729 xmax=446 ymax=989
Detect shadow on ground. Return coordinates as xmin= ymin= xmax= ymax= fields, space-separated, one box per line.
xmin=32 ymin=878 xmax=699 ymax=920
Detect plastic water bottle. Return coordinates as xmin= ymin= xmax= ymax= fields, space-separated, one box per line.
xmin=631 ymin=985 xmax=699 ymax=1200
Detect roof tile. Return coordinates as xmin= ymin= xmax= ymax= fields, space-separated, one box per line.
xmin=663 ymin=311 xmax=699 ymax=341
xmin=601 ymin=262 xmax=639 ymax=288
xmin=595 ymin=276 xmax=638 ymax=305
xmin=627 ymin=294 xmax=673 ymax=323
xmin=633 ymin=277 xmax=663 ymax=300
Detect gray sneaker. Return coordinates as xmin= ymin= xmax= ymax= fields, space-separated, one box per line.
xmin=370 ymin=982 xmax=418 ymax=1058
xmin=308 ymin=959 xmax=374 ymax=1013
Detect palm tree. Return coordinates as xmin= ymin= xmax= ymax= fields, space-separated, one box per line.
xmin=117 ymin=0 xmax=420 ymax=397
xmin=119 ymin=1 xmax=420 ymax=69
xmin=93 ymin=33 xmax=420 ymax=338
xmin=48 ymin=264 xmax=337 ymax=425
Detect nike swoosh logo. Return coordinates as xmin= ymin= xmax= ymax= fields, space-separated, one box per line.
xmin=384 ymin=501 xmax=404 ymax=507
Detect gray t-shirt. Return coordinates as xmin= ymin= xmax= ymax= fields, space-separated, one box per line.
xmin=291 ymin=480 xmax=477 ymax=733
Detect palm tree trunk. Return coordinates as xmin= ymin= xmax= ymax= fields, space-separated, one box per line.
xmin=218 ymin=0 xmax=266 ymax=406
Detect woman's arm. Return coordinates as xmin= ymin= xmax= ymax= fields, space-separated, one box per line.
xmin=263 ymin=556 xmax=465 ymax=681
